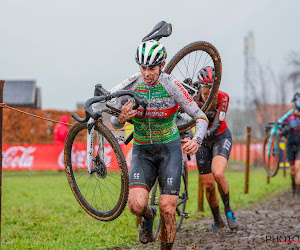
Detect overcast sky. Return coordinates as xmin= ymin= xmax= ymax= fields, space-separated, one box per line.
xmin=1 ymin=0 xmax=299 ymax=110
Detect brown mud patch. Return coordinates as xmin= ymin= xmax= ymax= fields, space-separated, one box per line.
xmin=126 ymin=190 xmax=300 ymax=249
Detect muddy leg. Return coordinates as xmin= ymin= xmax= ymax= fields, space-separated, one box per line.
xmin=128 ymin=188 xmax=150 ymax=217
xmin=158 ymin=194 xmax=178 ymax=248
xmin=201 ymin=173 xmax=223 ymax=226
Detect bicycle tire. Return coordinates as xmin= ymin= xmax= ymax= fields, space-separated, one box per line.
xmin=150 ymin=162 xmax=188 ymax=239
xmin=64 ymin=121 xmax=129 ymax=221
xmin=176 ymin=162 xmax=188 ymax=229
xmin=164 ymin=41 xmax=222 ymax=133
xmin=263 ymin=133 xmax=280 ymax=177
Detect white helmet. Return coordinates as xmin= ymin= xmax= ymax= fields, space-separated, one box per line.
xmin=135 ymin=40 xmax=167 ymax=67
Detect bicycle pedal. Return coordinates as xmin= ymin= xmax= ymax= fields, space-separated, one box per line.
xmin=183 ymin=212 xmax=190 ymax=219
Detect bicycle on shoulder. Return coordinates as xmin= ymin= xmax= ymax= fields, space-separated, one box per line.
xmin=64 ymin=20 xmax=222 ymax=224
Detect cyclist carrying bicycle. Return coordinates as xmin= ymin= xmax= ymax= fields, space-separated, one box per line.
xmin=194 ymin=66 xmax=238 ymax=230
xmin=110 ymin=40 xmax=208 ymax=249
xmin=278 ymin=93 xmax=300 ymax=197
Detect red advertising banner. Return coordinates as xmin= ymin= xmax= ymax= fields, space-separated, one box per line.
xmin=5 ymin=142 xmax=283 ymax=171
xmin=2 ymin=143 xmax=199 ymax=171
xmin=2 ymin=144 xmax=66 ymax=171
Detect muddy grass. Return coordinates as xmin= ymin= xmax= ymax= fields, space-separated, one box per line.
xmin=126 ymin=190 xmax=300 ymax=249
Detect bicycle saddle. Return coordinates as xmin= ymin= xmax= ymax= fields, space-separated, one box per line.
xmin=142 ymin=21 xmax=172 ymax=42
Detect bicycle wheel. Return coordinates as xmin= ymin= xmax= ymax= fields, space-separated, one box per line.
xmin=164 ymin=41 xmax=222 ymax=133
xmin=150 ymin=162 xmax=189 ymax=239
xmin=64 ymin=121 xmax=129 ymax=221
xmin=150 ymin=179 xmax=161 ymax=240
xmin=263 ymin=133 xmax=280 ymax=177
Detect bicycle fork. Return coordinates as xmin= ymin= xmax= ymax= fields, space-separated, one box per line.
xmin=87 ymin=118 xmax=105 ymax=174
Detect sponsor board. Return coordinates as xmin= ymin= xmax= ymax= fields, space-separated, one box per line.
xmin=2 ymin=143 xmax=199 ymax=171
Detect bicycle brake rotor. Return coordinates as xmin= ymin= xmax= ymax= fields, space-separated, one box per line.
xmin=92 ymin=155 xmax=107 ymax=179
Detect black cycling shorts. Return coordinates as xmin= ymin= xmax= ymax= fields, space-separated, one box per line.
xmin=129 ymin=138 xmax=183 ymax=196
xmin=287 ymin=134 xmax=300 ymax=164
xmin=196 ymin=128 xmax=232 ymax=175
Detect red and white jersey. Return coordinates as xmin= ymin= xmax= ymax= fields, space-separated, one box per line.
xmin=195 ymin=90 xmax=229 ymax=136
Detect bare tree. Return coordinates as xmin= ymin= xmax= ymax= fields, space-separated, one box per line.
xmin=288 ymin=51 xmax=300 ymax=91
xmin=244 ymin=60 xmax=269 ymax=137
xmin=267 ymin=67 xmax=288 ymax=115
xmin=246 ymin=60 xmax=290 ymax=137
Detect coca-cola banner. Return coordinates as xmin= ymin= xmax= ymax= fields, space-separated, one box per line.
xmin=1 ymin=143 xmax=199 ymax=171
xmin=4 ymin=142 xmax=282 ymax=171
xmin=3 ymin=144 xmax=65 ymax=171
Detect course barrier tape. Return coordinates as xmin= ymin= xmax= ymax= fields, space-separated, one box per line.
xmin=1 ymin=103 xmax=72 ymax=126
xmin=0 ymin=103 xmax=132 ymax=131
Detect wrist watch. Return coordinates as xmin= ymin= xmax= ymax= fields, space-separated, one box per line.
xmin=192 ymin=136 xmax=202 ymax=145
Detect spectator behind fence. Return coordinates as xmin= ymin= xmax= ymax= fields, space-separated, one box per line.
xmin=54 ymin=115 xmax=70 ymax=144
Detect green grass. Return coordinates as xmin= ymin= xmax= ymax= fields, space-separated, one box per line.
xmin=2 ymin=166 xmax=290 ymax=249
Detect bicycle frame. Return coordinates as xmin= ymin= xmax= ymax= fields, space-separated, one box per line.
xmin=72 ymin=87 xmax=147 ymax=174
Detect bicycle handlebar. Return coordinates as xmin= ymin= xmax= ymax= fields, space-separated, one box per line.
xmin=264 ymin=121 xmax=290 ymax=134
xmin=265 ymin=121 xmax=290 ymax=128
xmin=72 ymin=90 xmax=148 ymax=123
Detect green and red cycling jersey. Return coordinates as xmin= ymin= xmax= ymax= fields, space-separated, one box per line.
xmin=111 ymin=72 xmax=208 ymax=145
xmin=195 ymin=90 xmax=229 ymax=137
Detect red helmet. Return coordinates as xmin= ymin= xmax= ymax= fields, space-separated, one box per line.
xmin=197 ymin=66 xmax=214 ymax=86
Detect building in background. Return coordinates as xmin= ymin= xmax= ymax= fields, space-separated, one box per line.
xmin=4 ymin=80 xmax=41 ymax=109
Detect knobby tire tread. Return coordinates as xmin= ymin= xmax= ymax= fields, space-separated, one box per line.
xmin=176 ymin=163 xmax=188 ymax=230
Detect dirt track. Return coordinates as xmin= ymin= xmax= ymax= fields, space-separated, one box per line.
xmin=128 ymin=190 xmax=300 ymax=250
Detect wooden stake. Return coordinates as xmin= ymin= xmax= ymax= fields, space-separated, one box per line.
xmin=198 ymin=174 xmax=204 ymax=212
xmin=0 ymin=80 xmax=5 ymax=244
xmin=244 ymin=126 xmax=251 ymax=194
